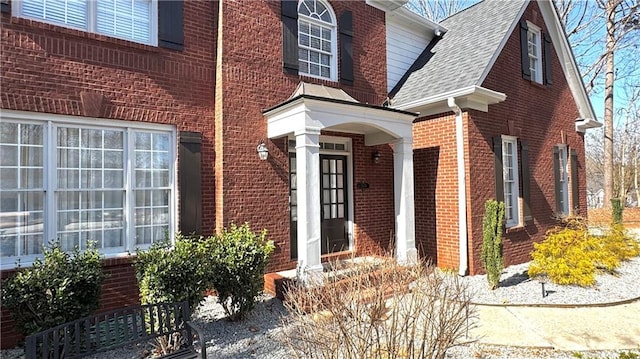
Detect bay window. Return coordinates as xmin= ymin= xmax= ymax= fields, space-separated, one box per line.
xmin=0 ymin=112 xmax=175 ymax=268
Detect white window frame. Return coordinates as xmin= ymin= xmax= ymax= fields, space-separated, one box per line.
xmin=557 ymin=144 xmax=569 ymax=215
xmin=297 ymin=0 xmax=338 ymax=81
xmin=527 ymin=21 xmax=543 ymax=84
xmin=502 ymin=135 xmax=520 ymax=228
xmin=12 ymin=0 xmax=158 ymax=46
xmin=0 ymin=110 xmax=177 ymax=270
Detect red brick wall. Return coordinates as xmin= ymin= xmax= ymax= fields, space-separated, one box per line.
xmin=216 ymin=1 xmax=391 ymax=272
xmin=0 ymin=1 xmax=217 ymax=233
xmin=412 ymin=1 xmax=587 ymax=275
xmin=1 ymin=1 xmax=216 ymax=348
xmin=0 ymin=258 xmax=138 ymax=349
xmin=413 ymin=113 xmax=471 ymax=270
xmin=466 ymin=0 xmax=586 ymax=274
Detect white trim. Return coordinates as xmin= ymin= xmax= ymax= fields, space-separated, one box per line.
xmin=575 ymin=117 xmax=602 ymax=132
xmin=0 ymin=111 xmax=177 ymax=269
xmin=526 ymin=21 xmax=543 ymax=84
xmin=448 ymin=97 xmax=468 ymax=276
xmin=365 ymin=0 xmax=408 ymax=13
xmin=502 ymin=135 xmax=520 ymax=228
xmin=1 ymin=110 xmax=174 ymax=132
xmin=297 ymin=0 xmax=338 ymax=82
xmin=557 ymin=144 xmax=569 ymax=215
xmin=393 ymin=85 xmax=507 ymax=115
xmin=385 ymin=6 xmax=447 ymax=34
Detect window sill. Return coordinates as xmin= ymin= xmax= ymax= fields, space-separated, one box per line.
xmin=505 ymin=225 xmax=526 ymax=234
xmin=529 ymin=80 xmax=548 ymax=90
xmin=297 ymin=74 xmax=341 ymax=88
xmin=9 ymin=16 xmax=162 ymax=53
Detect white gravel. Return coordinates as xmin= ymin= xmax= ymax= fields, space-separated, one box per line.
xmin=462 ymin=256 xmax=640 ymax=305
xmin=3 ymin=257 xmax=639 ymax=359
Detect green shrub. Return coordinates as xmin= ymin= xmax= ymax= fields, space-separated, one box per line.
xmin=481 ymin=199 xmax=505 ymax=290
xmin=1 ymin=242 xmax=105 ymax=336
xmin=205 ymin=223 xmax=274 ymax=321
xmin=611 ymin=198 xmax=623 ymax=224
xmin=528 ymin=218 xmax=640 ymax=286
xmin=134 ymin=234 xmax=210 ymax=311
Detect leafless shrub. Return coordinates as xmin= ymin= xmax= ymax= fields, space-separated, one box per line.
xmin=280 ymin=256 xmax=476 ymax=359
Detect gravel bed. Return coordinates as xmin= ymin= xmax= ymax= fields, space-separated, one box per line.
xmin=462 ymin=257 xmax=640 ymax=305
xmin=3 ymin=291 xmax=640 ymax=359
xmin=3 ymin=254 xmax=639 ymax=358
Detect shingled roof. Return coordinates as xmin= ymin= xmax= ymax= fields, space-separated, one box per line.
xmin=390 ymin=0 xmax=527 ymax=107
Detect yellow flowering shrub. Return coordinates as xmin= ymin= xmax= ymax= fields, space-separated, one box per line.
xmin=528 ymin=218 xmax=640 ymax=287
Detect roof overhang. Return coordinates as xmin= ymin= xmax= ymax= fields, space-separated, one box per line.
xmin=365 ymin=0 xmax=408 ymax=13
xmin=264 ymin=95 xmax=418 ymax=146
xmin=576 ymin=117 xmax=603 ymax=133
xmin=393 ymin=85 xmax=507 ymax=116
xmin=385 ymin=6 xmax=446 ymax=34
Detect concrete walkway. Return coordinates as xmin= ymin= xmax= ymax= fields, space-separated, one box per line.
xmin=470 ymin=300 xmax=640 ymax=350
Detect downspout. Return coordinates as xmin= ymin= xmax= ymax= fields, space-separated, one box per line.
xmin=448 ymin=97 xmax=468 ymax=276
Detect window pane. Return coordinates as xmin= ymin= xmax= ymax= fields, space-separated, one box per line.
xmin=0 ymin=237 xmax=17 ymax=257
xmin=0 ymin=122 xmax=18 ymax=144
xmin=58 ymin=127 xmax=80 ymax=147
xmin=0 ymin=146 xmax=17 ymax=166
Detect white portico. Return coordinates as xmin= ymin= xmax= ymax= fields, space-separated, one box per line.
xmin=263 ymin=83 xmax=418 ymax=275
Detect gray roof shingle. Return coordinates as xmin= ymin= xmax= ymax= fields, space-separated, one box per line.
xmin=391 ymin=0 xmax=527 ymax=107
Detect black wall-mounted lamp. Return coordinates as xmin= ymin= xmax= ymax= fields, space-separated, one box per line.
xmin=372 ymin=151 xmax=381 ymax=164
xmin=256 ymin=140 xmax=268 ymax=161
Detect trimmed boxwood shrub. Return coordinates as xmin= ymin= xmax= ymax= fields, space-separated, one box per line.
xmin=134 ymin=234 xmax=210 ymax=311
xmin=1 ymin=242 xmax=105 ymax=336
xmin=204 ymin=223 xmax=274 ymax=321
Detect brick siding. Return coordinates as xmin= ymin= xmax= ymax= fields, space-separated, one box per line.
xmin=413 ymin=1 xmax=586 ymax=274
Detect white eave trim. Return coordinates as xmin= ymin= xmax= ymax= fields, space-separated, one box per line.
xmin=393 ymin=86 xmax=507 ymax=116
xmin=385 ymin=6 xmax=447 ymax=33
xmin=576 ymin=118 xmax=602 ymax=133
xmin=366 ymin=0 xmax=408 ymax=12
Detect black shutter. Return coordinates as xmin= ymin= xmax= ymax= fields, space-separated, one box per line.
xmin=282 ymin=0 xmax=299 ymax=74
xmin=179 ymin=131 xmax=202 ymax=235
xmin=519 ymin=20 xmax=531 ymax=81
xmin=340 ymin=11 xmax=354 ymax=85
xmin=552 ymin=146 xmax=562 ymax=213
xmin=520 ymin=140 xmax=532 ymax=223
xmin=543 ymin=32 xmax=553 ymax=85
xmin=158 ymin=1 xmax=184 ymax=50
xmin=493 ymin=136 xmax=504 ymax=202
xmin=570 ymin=149 xmax=579 ymax=214
xmin=1 ymin=0 xmax=9 ymax=14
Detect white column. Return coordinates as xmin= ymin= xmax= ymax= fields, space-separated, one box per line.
xmin=295 ymin=128 xmax=323 ymax=277
xmin=393 ymin=137 xmax=417 ymax=263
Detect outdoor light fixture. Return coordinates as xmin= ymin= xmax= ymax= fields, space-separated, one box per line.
xmin=372 ymin=151 xmax=381 ymax=164
xmin=256 ymin=141 xmax=269 ymax=161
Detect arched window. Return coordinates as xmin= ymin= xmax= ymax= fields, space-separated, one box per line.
xmin=298 ymin=0 xmax=337 ymax=80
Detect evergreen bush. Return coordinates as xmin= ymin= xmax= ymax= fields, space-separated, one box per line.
xmin=134 ymin=234 xmax=210 ymax=311
xmin=204 ymin=223 xmax=274 ymax=321
xmin=481 ymin=199 xmax=505 ymax=290
xmin=611 ymin=198 xmax=623 ymax=224
xmin=1 ymin=242 xmax=105 ymax=336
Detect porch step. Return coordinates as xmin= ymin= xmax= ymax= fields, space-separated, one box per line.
xmin=263 ymin=256 xmax=387 ymax=300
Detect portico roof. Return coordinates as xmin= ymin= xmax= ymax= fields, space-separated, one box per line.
xmin=263 ymin=82 xmax=417 ymax=146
